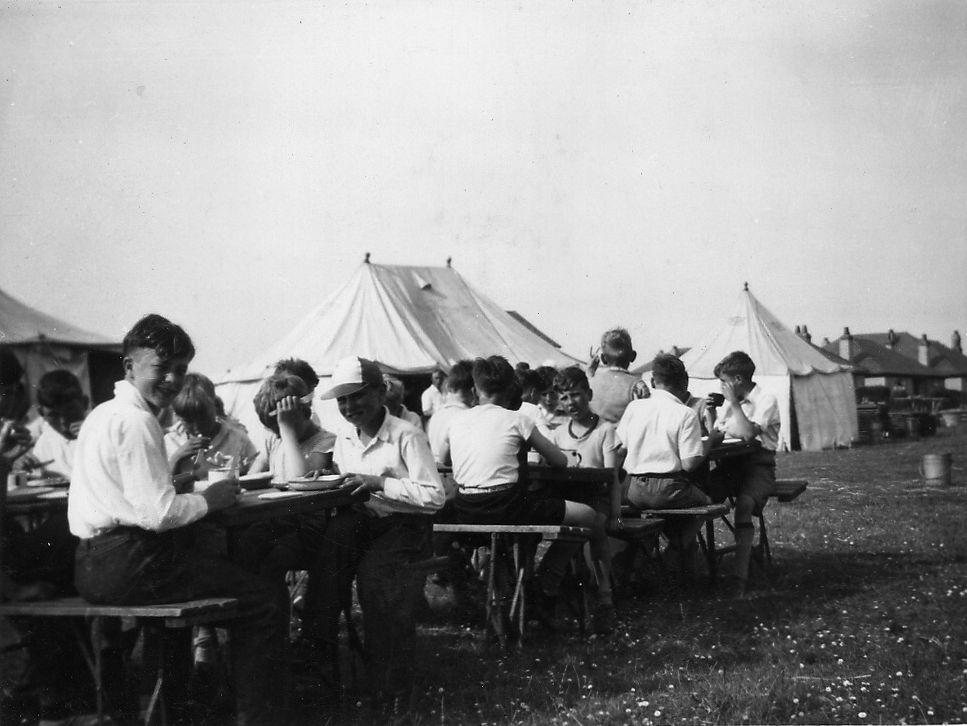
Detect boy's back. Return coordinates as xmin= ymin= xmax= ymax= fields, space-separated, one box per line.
xmin=589 ymin=367 xmax=648 ymax=423
xmin=616 ymin=389 xmax=702 ymax=475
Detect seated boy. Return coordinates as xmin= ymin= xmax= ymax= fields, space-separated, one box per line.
xmin=383 ymin=375 xmax=422 ymax=428
xmin=444 ymin=356 xmax=603 ymax=630
xmin=548 ymin=366 xmax=622 ymax=632
xmin=588 ymin=327 xmax=650 ymax=423
xmin=67 ymin=314 xmax=288 ymax=725
xmin=308 ymin=356 xmax=445 ymax=701
xmin=420 ymin=368 xmax=447 ymax=424
xmin=29 ymin=369 xmax=89 ymax=479
xmin=616 ymin=354 xmax=722 ymax=581
xmin=707 ymin=351 xmax=780 ymax=599
xmin=426 ymin=360 xmax=474 ymax=467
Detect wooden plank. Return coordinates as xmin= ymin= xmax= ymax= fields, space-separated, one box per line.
xmin=636 ymin=503 xmax=731 ymax=519
xmin=0 ymin=596 xmax=238 ymax=620
xmin=208 ymin=487 xmax=368 ymax=528
xmin=773 ymin=479 xmax=808 ymax=503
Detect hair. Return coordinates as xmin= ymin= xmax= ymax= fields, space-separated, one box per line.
xmin=0 ymin=347 xmax=25 ymax=386
xmin=514 ymin=361 xmax=530 ymax=374
xmin=553 ymin=366 xmax=590 ymax=394
xmin=713 ymin=351 xmax=756 ymax=380
xmin=446 ymin=360 xmax=474 ymax=394
xmin=471 ymin=356 xmax=517 ymax=400
xmin=123 ymin=314 xmax=195 ymax=361
xmin=599 ymin=327 xmax=636 ymax=368
xmin=519 ymin=369 xmax=546 ymax=394
xmin=651 ymin=354 xmax=688 ymax=390
xmin=274 ymin=358 xmax=319 ymax=391
xmin=172 ymin=373 xmax=219 ymax=425
xmin=253 ymin=372 xmax=310 ymax=434
xmin=36 ymin=370 xmax=85 ymax=409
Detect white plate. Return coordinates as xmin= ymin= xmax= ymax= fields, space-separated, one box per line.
xmin=38 ymin=490 xmax=69 ymax=500
xmin=9 ymin=486 xmax=54 ymax=497
xmin=26 ymin=477 xmax=69 ymax=488
xmin=258 ymin=490 xmax=303 ymax=500
xmin=286 ymin=475 xmax=347 ymax=491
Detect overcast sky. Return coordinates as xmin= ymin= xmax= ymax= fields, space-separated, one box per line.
xmin=2 ymin=1 xmax=965 ymax=376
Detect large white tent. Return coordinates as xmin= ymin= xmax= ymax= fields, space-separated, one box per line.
xmin=0 ymin=286 xmax=121 ymax=407
xmin=680 ymin=285 xmax=858 ymax=451
xmin=216 ymin=260 xmax=580 ymax=439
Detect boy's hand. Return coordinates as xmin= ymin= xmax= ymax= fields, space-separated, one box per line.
xmin=275 ymin=395 xmax=302 ymax=431
xmin=344 ymin=473 xmax=385 ymax=496
xmin=707 ymin=429 xmax=726 ymax=446
xmin=721 ymin=380 xmax=741 ymax=406
xmin=201 ymin=478 xmax=238 ymax=511
xmin=1 ymin=424 xmax=33 ymax=462
xmin=173 ymin=436 xmax=209 ymax=463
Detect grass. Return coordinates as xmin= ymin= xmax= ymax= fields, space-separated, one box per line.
xmin=302 ymin=427 xmax=967 ymax=725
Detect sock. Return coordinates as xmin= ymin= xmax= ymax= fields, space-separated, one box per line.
xmin=734 ymin=522 xmax=755 ymax=581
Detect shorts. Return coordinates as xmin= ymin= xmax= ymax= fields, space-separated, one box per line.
xmin=627 ymin=473 xmax=711 ymax=510
xmin=454 ymin=484 xmax=566 ymax=526
xmin=706 ymin=449 xmax=776 ymax=515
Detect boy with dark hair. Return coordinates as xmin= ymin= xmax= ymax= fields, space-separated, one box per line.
xmin=420 ymin=368 xmax=447 ymax=423
xmin=68 ymin=314 xmax=288 ymax=725
xmin=616 ymin=354 xmax=722 ymax=581
xmin=588 ymin=327 xmax=650 ymax=423
xmin=445 ymin=356 xmax=602 ymax=629
xmin=550 ymin=366 xmax=622 ymax=632
xmin=29 ymin=369 xmax=89 ymax=479
xmin=427 ymin=359 xmax=475 ymax=466
xmin=709 ymin=351 xmax=780 ymax=599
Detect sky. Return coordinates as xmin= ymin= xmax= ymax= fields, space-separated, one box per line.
xmin=2 ymin=0 xmax=965 ymax=377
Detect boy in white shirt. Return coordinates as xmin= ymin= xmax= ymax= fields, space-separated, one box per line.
xmin=420 ymin=368 xmax=447 ymax=423
xmin=31 ymin=370 xmax=88 ymax=479
xmin=427 ymin=360 xmax=474 ymax=466
xmin=709 ymin=351 xmax=781 ymax=598
xmin=308 ymin=357 xmax=445 ymax=703
xmin=68 ymin=314 xmax=288 ymax=725
xmin=616 ymin=355 xmax=722 ymax=581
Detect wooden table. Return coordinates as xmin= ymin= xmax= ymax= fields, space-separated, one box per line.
xmin=209 ymin=486 xmax=368 ymax=529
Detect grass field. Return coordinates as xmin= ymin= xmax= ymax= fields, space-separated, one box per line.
xmin=305 ymin=425 xmax=967 ymax=725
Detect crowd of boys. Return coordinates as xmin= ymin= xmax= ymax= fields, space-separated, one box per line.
xmin=1 ymin=316 xmax=779 ymax=724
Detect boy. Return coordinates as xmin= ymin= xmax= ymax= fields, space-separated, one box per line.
xmin=445 ymin=356 xmax=602 ymax=630
xmin=67 ymin=314 xmax=288 ymax=725
xmin=420 ymin=368 xmax=447 ymax=423
xmin=708 ymin=351 xmax=780 ymax=598
xmin=427 ymin=360 xmax=474 ymax=466
xmin=549 ymin=366 xmax=622 ymax=632
xmin=308 ymin=356 xmax=445 ymax=702
xmin=30 ymin=369 xmax=89 ymax=479
xmin=588 ymin=327 xmax=650 ymax=423
xmin=383 ymin=375 xmax=422 ymax=428
xmin=616 ymin=355 xmax=722 ymax=582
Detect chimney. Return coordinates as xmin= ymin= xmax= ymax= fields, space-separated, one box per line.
xmin=886 ymin=328 xmax=898 ymax=350
xmin=672 ymin=345 xmax=681 ymax=357
xmin=794 ymin=325 xmax=802 ymax=336
xmin=953 ymin=330 xmax=962 ymax=353
xmin=822 ymin=337 xmax=831 ymax=347
xmin=918 ymin=334 xmax=930 ymax=367
xmin=839 ymin=327 xmax=854 ymax=361
xmin=802 ymin=325 xmax=812 ymax=343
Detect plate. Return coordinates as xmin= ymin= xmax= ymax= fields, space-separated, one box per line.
xmin=238 ymin=472 xmax=274 ymax=489
xmin=286 ymin=474 xmax=347 ymax=491
xmin=38 ymin=490 xmax=68 ymax=500
xmin=9 ymin=486 xmax=54 ymax=497
xmin=27 ymin=477 xmax=69 ymax=488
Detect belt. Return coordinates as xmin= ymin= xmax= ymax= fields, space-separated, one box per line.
xmin=457 ymin=482 xmax=517 ymax=496
xmin=633 ymin=471 xmax=684 ymax=479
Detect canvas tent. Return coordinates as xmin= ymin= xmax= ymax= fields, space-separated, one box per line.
xmin=679 ymin=285 xmax=858 ymax=451
xmin=217 ymin=261 xmax=580 ymax=439
xmin=0 ymin=286 xmax=121 ymax=409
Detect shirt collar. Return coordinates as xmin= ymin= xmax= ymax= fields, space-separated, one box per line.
xmin=114 ymin=379 xmax=158 ymax=417
xmin=341 ymin=406 xmax=393 ymax=449
xmin=652 ymin=388 xmax=684 ymax=405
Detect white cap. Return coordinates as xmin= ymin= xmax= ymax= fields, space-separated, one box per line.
xmin=318 ymin=356 xmax=383 ymax=400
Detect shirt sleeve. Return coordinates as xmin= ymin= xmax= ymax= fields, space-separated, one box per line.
xmin=380 ymin=429 xmax=446 ymax=512
xmin=615 ymin=405 xmax=631 ymax=446
xmin=116 ymin=412 xmax=208 ymax=532
xmin=601 ymin=423 xmax=621 ymax=453
xmin=678 ymin=410 xmax=704 ymax=460
xmin=516 ymin=410 xmax=536 ymax=442
xmin=751 ymin=393 xmax=781 ymax=438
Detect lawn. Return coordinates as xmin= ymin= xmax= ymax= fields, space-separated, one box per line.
xmin=303 ymin=425 xmax=967 ymax=725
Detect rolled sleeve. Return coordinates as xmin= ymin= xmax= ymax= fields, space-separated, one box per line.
xmin=380 ymin=432 xmax=445 ymax=512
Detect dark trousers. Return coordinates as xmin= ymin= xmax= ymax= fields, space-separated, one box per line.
xmin=74 ymin=527 xmax=289 ymax=726
xmin=307 ymin=509 xmax=432 ymax=698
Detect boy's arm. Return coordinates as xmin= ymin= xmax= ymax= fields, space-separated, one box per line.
xmin=528 ymin=427 xmax=567 ymax=468
xmin=719 ymin=381 xmax=758 ymax=441
xmin=602 ymin=426 xmax=624 ymax=529
xmin=276 ymin=396 xmax=311 ymax=479
xmin=348 ymin=430 xmax=446 ymax=511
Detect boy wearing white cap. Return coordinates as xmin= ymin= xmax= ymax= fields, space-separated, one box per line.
xmin=308 ymin=356 xmax=445 ymax=703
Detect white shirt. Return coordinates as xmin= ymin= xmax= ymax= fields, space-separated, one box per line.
xmin=33 ymin=425 xmax=76 ymax=480
xmin=616 ymin=388 xmax=703 ymax=475
xmin=253 ymin=425 xmax=336 ymax=484
xmin=420 ymin=385 xmax=445 ymax=419
xmin=426 ymin=399 xmax=469 ymax=464
xmin=333 ymin=410 xmax=445 ymax=517
xmin=550 ymin=418 xmax=620 ymax=469
xmin=714 ymin=384 xmax=780 ymax=451
xmin=68 ymin=380 xmax=209 ymax=539
xmin=448 ymin=403 xmax=535 ymax=491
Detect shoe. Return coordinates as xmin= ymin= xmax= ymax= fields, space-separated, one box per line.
xmin=592 ymin=603 xmax=617 ymax=635
xmin=530 ymin=589 xmax=562 ymax=632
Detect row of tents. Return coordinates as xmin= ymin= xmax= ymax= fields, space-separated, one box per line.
xmin=1 ymin=261 xmax=858 ymax=451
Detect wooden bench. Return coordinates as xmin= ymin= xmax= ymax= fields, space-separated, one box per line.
xmin=432 ymin=523 xmax=591 ymax=647
xmin=631 ymin=503 xmax=732 ymax=580
xmin=0 ymin=596 xmax=238 ymax=725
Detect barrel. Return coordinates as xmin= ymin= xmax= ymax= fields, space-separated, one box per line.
xmin=920 ymin=453 xmax=953 ymax=486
